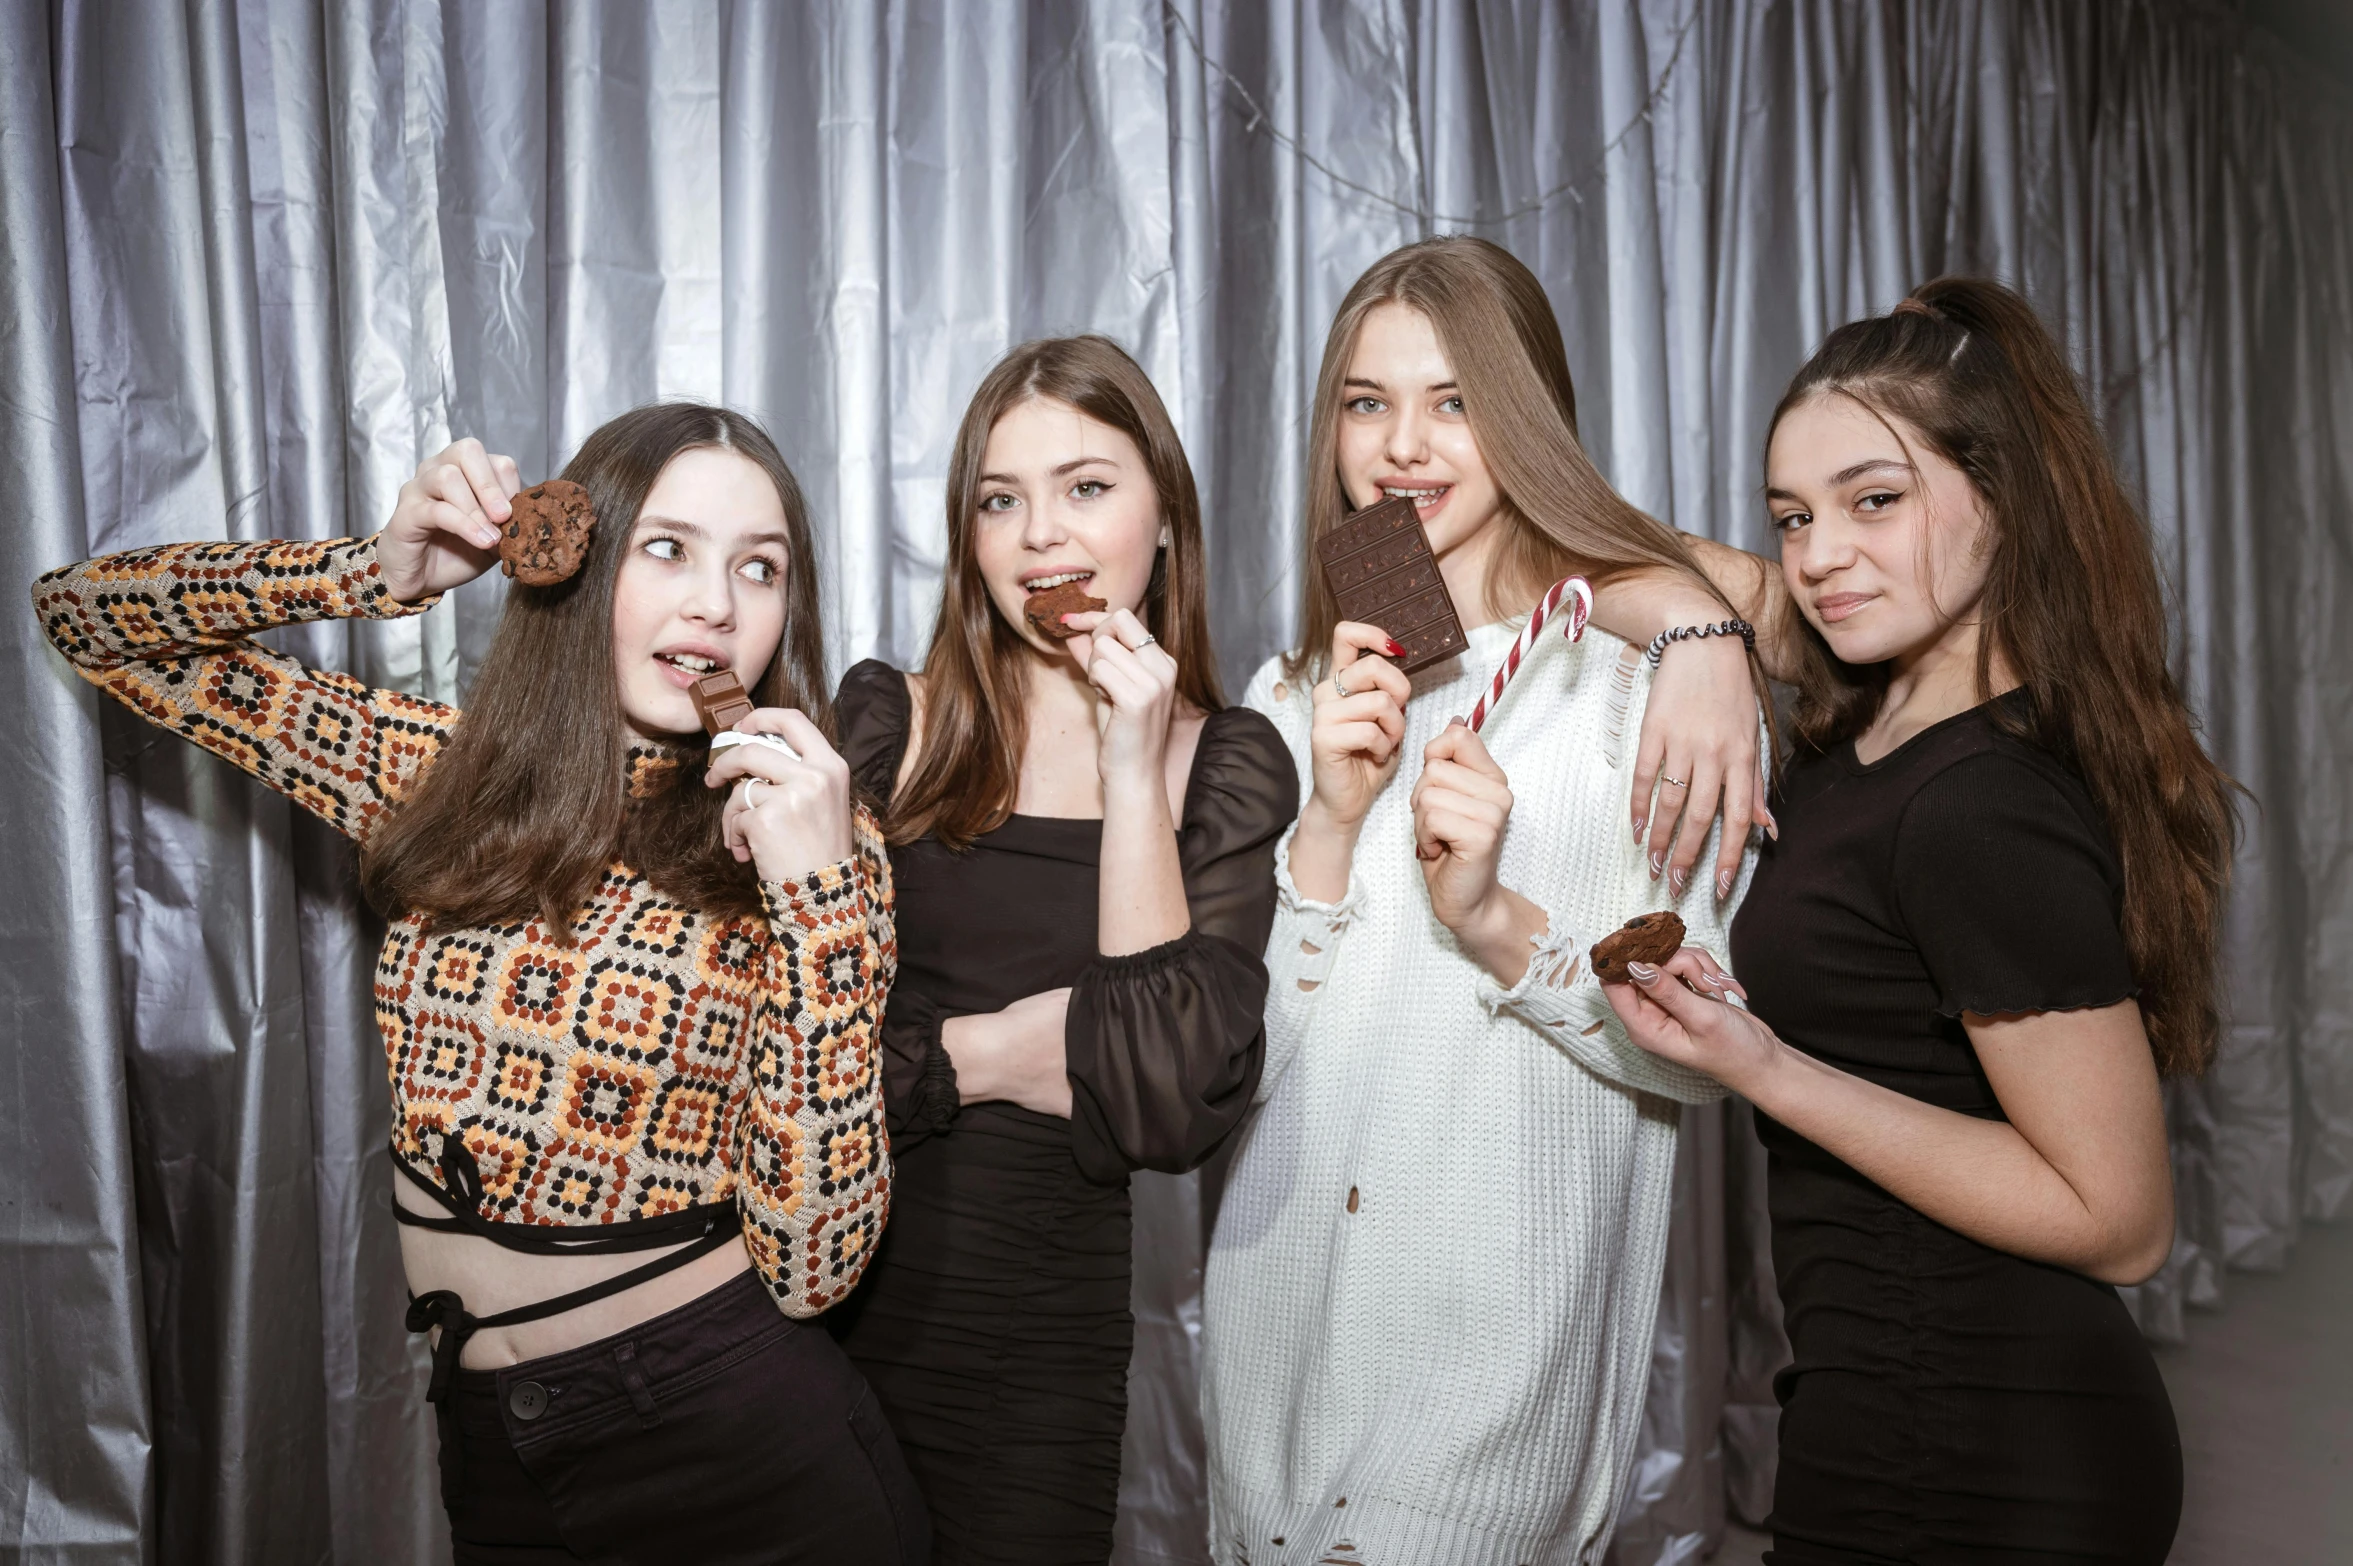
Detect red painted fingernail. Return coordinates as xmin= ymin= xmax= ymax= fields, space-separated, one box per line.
xmin=1384 ymin=638 xmax=1406 ymax=657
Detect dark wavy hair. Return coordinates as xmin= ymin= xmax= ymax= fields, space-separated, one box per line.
xmin=1768 ymin=278 xmax=2238 ymax=1076
xmin=361 ymin=402 xmax=831 ymax=929
xmin=887 ymin=335 xmax=1225 ymax=849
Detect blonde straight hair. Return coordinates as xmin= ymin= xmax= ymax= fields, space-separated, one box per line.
xmin=1286 ymin=236 xmax=1731 ymax=678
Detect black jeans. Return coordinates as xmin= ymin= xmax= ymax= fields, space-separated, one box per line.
xmin=437 ymin=1271 xmax=930 ymax=1565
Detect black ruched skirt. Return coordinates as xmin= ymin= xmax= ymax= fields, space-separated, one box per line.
xmin=829 ymin=1104 xmax=1133 ymax=1566
xmin=1765 ymin=1159 xmax=2181 ymax=1566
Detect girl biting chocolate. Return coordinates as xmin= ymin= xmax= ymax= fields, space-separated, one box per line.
xmin=32 ymin=403 xmax=926 ymax=1563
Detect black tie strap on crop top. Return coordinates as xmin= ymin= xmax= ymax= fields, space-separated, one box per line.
xmin=392 ymin=1146 xmax=743 ymax=1401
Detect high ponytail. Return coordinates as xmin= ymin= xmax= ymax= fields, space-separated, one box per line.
xmin=1767 ymin=278 xmax=2239 ymax=1076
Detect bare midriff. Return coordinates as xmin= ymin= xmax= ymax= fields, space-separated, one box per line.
xmin=395 ymin=1180 xmax=756 ymax=1368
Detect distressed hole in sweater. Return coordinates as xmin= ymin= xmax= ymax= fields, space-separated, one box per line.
xmin=1298 ymin=978 xmax=1321 ymax=992
xmin=1531 ymin=950 xmax=1583 ymax=989
xmin=1581 ymin=1019 xmax=1607 ymax=1036
xmin=1299 ymin=939 xmax=1323 ymax=955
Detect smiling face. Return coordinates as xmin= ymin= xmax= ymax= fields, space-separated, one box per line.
xmin=973 ymin=396 xmax=1164 ymax=654
xmin=1333 ymin=300 xmax=1507 ymax=568
xmin=609 ymin=446 xmax=794 ymax=738
xmin=1766 ymin=392 xmax=2000 ymax=669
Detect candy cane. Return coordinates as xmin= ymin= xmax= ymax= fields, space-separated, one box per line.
xmin=1466 ymin=576 xmax=1593 ymax=734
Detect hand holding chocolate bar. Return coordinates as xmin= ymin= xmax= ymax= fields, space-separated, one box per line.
xmin=693 ymin=675 xmax=849 ymax=877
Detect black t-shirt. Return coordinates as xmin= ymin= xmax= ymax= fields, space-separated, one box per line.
xmin=1733 ymin=692 xmax=2138 ymax=1146
xmin=1730 ymin=698 xmax=2181 ymax=1560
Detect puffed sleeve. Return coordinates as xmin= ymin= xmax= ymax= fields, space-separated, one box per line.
xmin=1064 ymin=706 xmax=1297 ymax=1183
xmin=831 ymin=658 xmax=963 ymax=1149
xmin=1892 ymin=751 xmax=2139 ymax=1018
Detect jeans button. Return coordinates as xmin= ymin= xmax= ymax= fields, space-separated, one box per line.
xmin=509 ymin=1380 xmax=550 ymax=1421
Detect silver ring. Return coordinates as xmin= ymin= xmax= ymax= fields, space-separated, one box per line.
xmin=1132 ymin=633 xmax=1158 ymax=649
xmin=1333 ymin=668 xmax=1351 ymax=699
xmin=1661 ymin=774 xmax=1688 ymax=790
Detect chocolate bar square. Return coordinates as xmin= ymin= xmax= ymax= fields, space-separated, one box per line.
xmin=1314 ymin=495 xmax=1469 ymax=674
xmin=688 ymin=670 xmax=756 ymax=735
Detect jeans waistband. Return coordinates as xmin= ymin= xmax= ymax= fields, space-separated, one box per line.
xmin=451 ymin=1269 xmax=785 ymax=1407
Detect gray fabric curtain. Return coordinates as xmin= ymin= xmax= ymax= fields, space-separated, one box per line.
xmin=4 ymin=2 xmax=2348 ymax=1563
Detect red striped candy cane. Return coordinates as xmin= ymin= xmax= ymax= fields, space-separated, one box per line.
xmin=1466 ymin=576 xmax=1593 ymax=734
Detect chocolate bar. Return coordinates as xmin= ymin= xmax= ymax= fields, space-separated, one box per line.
xmin=688 ymin=670 xmax=756 ymax=734
xmin=1314 ymin=495 xmax=1468 ymax=673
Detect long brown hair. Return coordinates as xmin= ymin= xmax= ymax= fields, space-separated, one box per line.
xmin=361 ymin=402 xmax=832 ymax=929
xmin=1768 ymin=277 xmax=2238 ymax=1075
xmin=888 ymin=336 xmax=1224 ymax=849
xmin=1286 ymin=235 xmax=1735 ymax=678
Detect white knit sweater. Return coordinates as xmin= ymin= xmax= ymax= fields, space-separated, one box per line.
xmin=1201 ymin=617 xmax=1757 ymax=1566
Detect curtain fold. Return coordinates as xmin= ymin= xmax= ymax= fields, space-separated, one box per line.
xmin=4 ymin=3 xmax=2347 ymax=1563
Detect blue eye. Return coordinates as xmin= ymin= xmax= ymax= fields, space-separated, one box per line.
xmin=1345 ymin=396 xmax=1385 ymax=415
xmin=1439 ymin=396 xmax=1465 ymax=415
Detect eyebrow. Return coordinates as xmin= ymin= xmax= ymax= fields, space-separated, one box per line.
xmin=1831 ymin=458 xmax=1912 ymax=486
xmin=1764 ymin=459 xmax=1914 ymax=503
xmin=1341 ymin=376 xmax=1459 ymax=394
xmin=637 ymin=515 xmax=793 ymax=549
xmin=977 ymin=455 xmax=1121 ymax=486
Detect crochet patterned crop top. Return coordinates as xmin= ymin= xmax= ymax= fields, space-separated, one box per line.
xmin=32 ymin=534 xmax=892 ymax=1319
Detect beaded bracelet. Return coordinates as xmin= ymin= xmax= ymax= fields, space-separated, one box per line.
xmin=1644 ymin=617 xmax=1756 ymax=668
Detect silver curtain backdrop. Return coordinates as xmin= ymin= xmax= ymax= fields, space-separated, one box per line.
xmin=5 ymin=1 xmax=2349 ymax=1562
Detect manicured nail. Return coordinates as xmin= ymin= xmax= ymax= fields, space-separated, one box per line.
xmin=1669 ymin=866 xmax=1687 ymax=897
xmin=1628 ymin=961 xmax=1659 ymax=983
xmin=1716 ymin=869 xmax=1735 ymax=898
xmin=1632 ymin=816 xmax=1647 ymax=844
xmin=1648 ymin=851 xmax=1664 ymax=880
xmin=1385 ymin=638 xmax=1407 ymax=658
xmin=1764 ymin=809 xmax=1781 ymax=842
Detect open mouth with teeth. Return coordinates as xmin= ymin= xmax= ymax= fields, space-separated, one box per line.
xmin=1022 ymin=570 xmax=1095 ymax=595
xmin=1381 ymin=484 xmax=1452 ymax=512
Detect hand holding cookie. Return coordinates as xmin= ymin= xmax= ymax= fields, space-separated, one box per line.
xmin=381 ymin=438 xmax=521 ymax=603
xmin=1599 ymin=939 xmax=1772 ymax=1086
xmin=1063 ymin=606 xmax=1180 ymax=793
